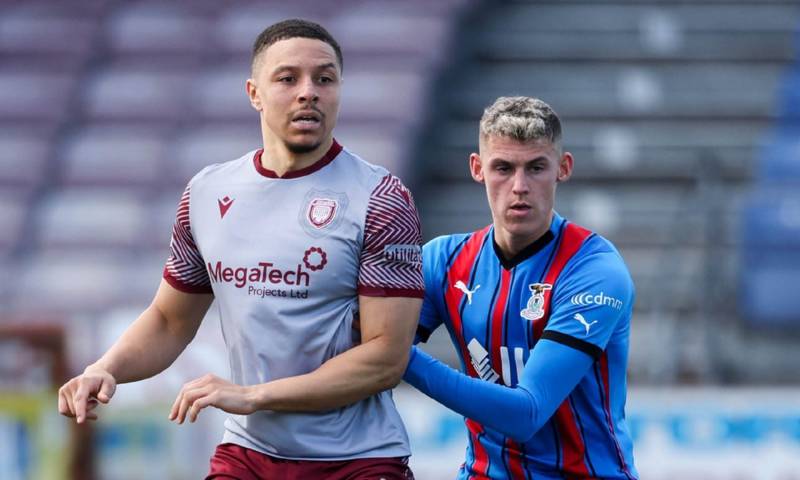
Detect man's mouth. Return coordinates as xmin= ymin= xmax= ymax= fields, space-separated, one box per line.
xmin=291 ymin=110 xmax=322 ymax=127
xmin=509 ymin=203 xmax=531 ymax=212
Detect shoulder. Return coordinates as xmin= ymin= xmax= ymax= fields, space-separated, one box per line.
xmin=424 ymin=230 xmax=486 ymax=266
xmin=558 ymin=230 xmax=634 ymax=296
xmin=334 ymin=146 xmax=393 ymax=189
xmin=187 ymin=149 xmax=257 ymax=189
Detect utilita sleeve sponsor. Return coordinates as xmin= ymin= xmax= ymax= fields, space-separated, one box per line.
xmin=382 ymin=244 xmax=422 ymax=264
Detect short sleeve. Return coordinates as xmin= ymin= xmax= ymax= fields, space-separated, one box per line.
xmin=357 ymin=175 xmax=424 ymax=298
xmin=542 ymin=250 xmax=634 ymax=358
xmin=162 ymin=183 xmax=213 ymax=294
xmin=416 ymin=237 xmax=448 ymax=342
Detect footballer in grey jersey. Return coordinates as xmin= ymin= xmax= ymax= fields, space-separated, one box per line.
xmin=164 ymin=142 xmax=423 ymax=459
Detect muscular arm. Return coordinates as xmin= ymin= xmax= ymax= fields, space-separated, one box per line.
xmin=58 ymin=280 xmax=213 ymax=423
xmin=170 ymin=295 xmax=421 ymax=423
xmin=253 ymin=295 xmax=421 ymax=411
xmin=93 ymin=280 xmax=214 ymax=382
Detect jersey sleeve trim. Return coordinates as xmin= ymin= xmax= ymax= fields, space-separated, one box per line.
xmin=163 ymin=267 xmax=213 ymax=294
xmin=357 ymin=285 xmax=425 ymax=298
xmin=541 ymin=330 xmax=603 ymax=360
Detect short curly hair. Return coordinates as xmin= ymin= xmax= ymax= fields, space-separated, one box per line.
xmin=251 ymin=19 xmax=343 ymax=73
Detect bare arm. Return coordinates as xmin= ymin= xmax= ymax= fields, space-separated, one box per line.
xmin=58 ymin=280 xmax=213 ymax=423
xmin=171 ymin=295 xmax=421 ymax=423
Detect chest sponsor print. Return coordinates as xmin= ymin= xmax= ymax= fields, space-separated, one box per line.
xmin=206 ymin=246 xmax=329 ymax=300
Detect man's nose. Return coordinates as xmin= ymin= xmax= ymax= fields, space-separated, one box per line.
xmin=511 ymin=170 xmax=529 ymax=194
xmin=297 ymin=77 xmax=319 ymax=103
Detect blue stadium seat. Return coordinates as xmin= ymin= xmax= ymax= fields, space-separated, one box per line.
xmin=740 ymin=186 xmax=800 ymax=325
xmin=759 ymin=129 xmax=800 ymax=180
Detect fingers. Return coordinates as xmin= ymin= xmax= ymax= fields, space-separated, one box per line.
xmin=58 ymin=372 xmax=115 ymax=423
xmin=188 ymin=394 xmax=216 ymax=423
xmin=170 ymin=375 xmax=217 ymax=424
xmin=58 ymin=384 xmax=75 ymax=418
xmin=73 ymin=379 xmax=94 ymax=424
xmin=169 ymin=375 xmax=202 ymax=421
xmin=97 ymin=378 xmax=116 ymax=404
xmin=173 ymin=385 xmax=212 ymax=424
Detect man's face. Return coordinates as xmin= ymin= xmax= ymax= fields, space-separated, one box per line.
xmin=470 ymin=135 xmax=573 ymax=242
xmin=247 ymin=37 xmax=341 ymax=154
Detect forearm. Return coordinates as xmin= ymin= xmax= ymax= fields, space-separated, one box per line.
xmin=92 ymin=303 xmax=196 ymax=383
xmin=404 ymin=347 xmax=538 ymax=442
xmin=253 ymin=336 xmax=408 ymax=412
xmin=404 ymin=341 xmax=594 ymax=442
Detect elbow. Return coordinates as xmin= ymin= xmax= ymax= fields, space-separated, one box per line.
xmin=378 ymin=361 xmax=406 ymax=390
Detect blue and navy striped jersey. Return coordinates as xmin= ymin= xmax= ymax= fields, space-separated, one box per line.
xmin=407 ymin=213 xmax=638 ymax=479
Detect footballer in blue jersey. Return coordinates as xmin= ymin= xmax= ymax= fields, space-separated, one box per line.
xmin=404 ymin=97 xmax=638 ymax=479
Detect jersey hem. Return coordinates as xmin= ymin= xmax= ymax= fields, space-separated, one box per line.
xmin=220 ymin=431 xmax=412 ymax=462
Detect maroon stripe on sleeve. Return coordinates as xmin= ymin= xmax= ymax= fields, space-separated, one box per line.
xmin=358 ymin=175 xmax=424 ymax=293
xmin=163 ymin=184 xmax=212 ymax=293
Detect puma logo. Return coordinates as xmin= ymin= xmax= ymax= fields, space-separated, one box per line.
xmin=454 ymin=280 xmax=480 ymax=305
xmin=574 ymin=313 xmax=598 ymax=335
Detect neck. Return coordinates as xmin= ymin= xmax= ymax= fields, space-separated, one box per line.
xmin=494 ymin=212 xmax=553 ymax=260
xmin=260 ymin=133 xmax=333 ymax=177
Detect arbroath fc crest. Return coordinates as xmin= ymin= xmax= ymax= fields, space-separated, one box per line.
xmin=520 ymin=283 xmax=552 ymax=321
xmin=307 ymin=198 xmax=337 ymax=229
xmin=298 ymin=189 xmax=349 ymax=238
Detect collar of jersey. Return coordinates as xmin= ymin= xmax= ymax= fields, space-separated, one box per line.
xmin=491 ymin=215 xmax=559 ymax=270
xmin=253 ymin=139 xmax=343 ymax=179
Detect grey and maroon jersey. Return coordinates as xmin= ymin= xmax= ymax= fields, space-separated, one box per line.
xmin=163 ymin=140 xmax=423 ymax=460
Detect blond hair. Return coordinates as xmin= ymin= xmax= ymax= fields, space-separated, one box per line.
xmin=479 ymin=96 xmax=562 ymax=146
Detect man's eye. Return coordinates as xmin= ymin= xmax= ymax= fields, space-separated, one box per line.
xmin=278 ymin=76 xmax=294 ymax=83
xmin=319 ymin=76 xmax=334 ymax=83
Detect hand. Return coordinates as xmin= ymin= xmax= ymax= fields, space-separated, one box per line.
xmin=57 ymin=366 xmax=117 ymax=424
xmin=169 ymin=374 xmax=257 ymax=424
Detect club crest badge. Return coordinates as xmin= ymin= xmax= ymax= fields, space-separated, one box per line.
xmin=307 ymin=198 xmax=337 ymax=229
xmin=520 ymin=283 xmax=552 ymax=321
xmin=299 ymin=189 xmax=349 ymax=238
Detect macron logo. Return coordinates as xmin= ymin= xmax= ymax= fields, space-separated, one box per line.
xmin=218 ymin=196 xmax=234 ymax=219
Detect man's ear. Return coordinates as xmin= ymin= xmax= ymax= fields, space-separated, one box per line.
xmin=557 ymin=151 xmax=574 ymax=182
xmin=469 ymin=153 xmax=484 ymax=183
xmin=246 ymin=79 xmax=262 ymax=111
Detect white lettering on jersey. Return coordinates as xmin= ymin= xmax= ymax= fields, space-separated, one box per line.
xmin=469 ymin=339 xmax=525 ymax=386
xmin=571 ymin=291 xmax=624 ymax=310
xmin=383 ymin=244 xmax=421 ymax=265
xmin=467 ymin=338 xmax=500 ymax=383
xmin=500 ymin=346 xmax=526 ymax=386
